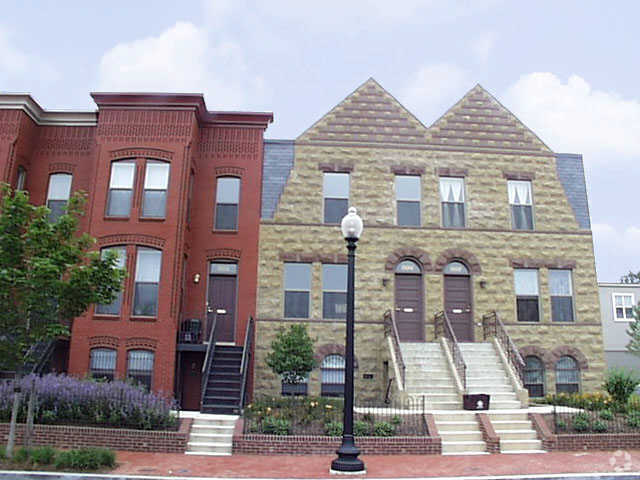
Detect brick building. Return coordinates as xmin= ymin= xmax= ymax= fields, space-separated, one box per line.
xmin=255 ymin=78 xmax=604 ymax=403
xmin=0 ymin=93 xmax=272 ymax=410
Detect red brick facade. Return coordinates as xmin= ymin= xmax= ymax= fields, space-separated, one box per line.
xmin=0 ymin=94 xmax=272 ymax=399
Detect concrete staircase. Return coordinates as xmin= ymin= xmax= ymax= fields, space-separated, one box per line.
xmin=460 ymin=342 xmax=521 ymax=410
xmin=186 ymin=414 xmax=237 ymax=456
xmin=488 ymin=411 xmax=545 ymax=454
xmin=434 ymin=411 xmax=487 ymax=455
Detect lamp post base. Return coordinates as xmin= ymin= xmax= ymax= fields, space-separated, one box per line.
xmin=331 ymin=436 xmax=365 ymax=473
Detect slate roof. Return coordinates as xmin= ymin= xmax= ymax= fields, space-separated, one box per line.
xmin=297 ymin=78 xmax=429 ymax=146
xmin=555 ymin=153 xmax=591 ymax=229
xmin=261 ymin=140 xmax=294 ymax=219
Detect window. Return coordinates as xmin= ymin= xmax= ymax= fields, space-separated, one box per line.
xmin=16 ymin=167 xmax=26 ymax=191
xmin=107 ymin=161 xmax=135 ymax=217
xmin=508 ymin=180 xmax=534 ymax=230
xmin=142 ymin=161 xmax=170 ymax=218
xmin=214 ymin=177 xmax=240 ymax=230
xmin=396 ymin=175 xmax=420 ymax=226
xmin=514 ymin=269 xmax=539 ymax=322
xmin=127 ymin=350 xmax=154 ymax=391
xmin=133 ymin=248 xmax=162 ymax=316
xmin=440 ymin=177 xmax=465 ymax=227
xmin=46 ymin=173 xmax=72 ymax=222
xmin=323 ymin=173 xmax=349 ymax=223
xmin=613 ymin=293 xmax=635 ymax=320
xmin=284 ymin=263 xmax=311 ymax=318
xmin=281 ymin=375 xmax=308 ymax=396
xmin=524 ymin=356 xmax=545 ymax=397
xmin=95 ymin=246 xmax=127 ymax=315
xmin=556 ymin=356 xmax=580 ymax=393
xmin=323 ymin=264 xmax=347 ymax=319
xmin=550 ymin=270 xmax=574 ymax=322
xmin=90 ymin=348 xmax=116 ymax=381
xmin=321 ymin=354 xmax=345 ymax=397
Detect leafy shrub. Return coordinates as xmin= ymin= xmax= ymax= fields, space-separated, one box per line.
xmin=0 ymin=447 xmax=5 ymax=460
xmin=599 ymin=409 xmax=614 ymax=421
xmin=542 ymin=392 xmax=612 ymax=411
xmin=354 ymin=420 xmax=370 ymax=436
xmin=592 ymin=420 xmax=607 ymax=433
xmin=53 ymin=448 xmax=114 ymax=470
xmin=0 ymin=374 xmax=177 ymax=431
xmin=572 ymin=412 xmax=590 ymax=432
xmin=324 ymin=421 xmax=343 ymax=436
xmin=603 ymin=369 xmax=640 ymax=407
xmin=13 ymin=447 xmax=31 ymax=464
xmin=373 ymin=421 xmax=395 ymax=437
xmin=627 ymin=412 xmax=640 ymax=428
xmin=266 ymin=324 xmax=316 ymax=384
xmin=261 ymin=416 xmax=291 ymax=435
xmin=390 ymin=415 xmax=402 ymax=426
xmin=31 ymin=446 xmax=56 ymax=465
xmin=556 ymin=419 xmax=567 ymax=430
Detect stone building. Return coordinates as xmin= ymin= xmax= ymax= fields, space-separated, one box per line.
xmin=255 ymin=78 xmax=604 ymax=402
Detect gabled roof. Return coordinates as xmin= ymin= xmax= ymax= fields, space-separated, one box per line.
xmin=427 ymin=84 xmax=552 ymax=155
xmin=297 ymin=78 xmax=429 ymax=146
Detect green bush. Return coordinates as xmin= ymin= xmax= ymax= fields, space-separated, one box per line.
xmin=592 ymin=420 xmax=608 ymax=433
xmin=324 ymin=421 xmax=343 ymax=436
xmin=599 ymin=409 xmax=614 ymax=421
xmin=572 ymin=413 xmax=590 ymax=432
xmin=31 ymin=446 xmax=56 ymax=465
xmin=556 ymin=419 xmax=567 ymax=430
xmin=354 ymin=420 xmax=370 ymax=436
xmin=603 ymin=368 xmax=640 ymax=407
xmin=53 ymin=448 xmax=114 ymax=470
xmin=373 ymin=421 xmax=395 ymax=437
xmin=0 ymin=447 xmax=5 ymax=460
xmin=390 ymin=415 xmax=402 ymax=426
xmin=13 ymin=447 xmax=31 ymax=464
xmin=261 ymin=416 xmax=291 ymax=435
xmin=627 ymin=412 xmax=640 ymax=428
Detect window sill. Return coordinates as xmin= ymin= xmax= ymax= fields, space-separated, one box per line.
xmin=139 ymin=217 xmax=166 ymax=222
xmin=614 ymin=318 xmax=635 ymax=322
xmin=516 ymin=321 xmax=540 ymax=324
xmin=551 ymin=320 xmax=575 ymax=323
xmin=93 ymin=314 xmax=121 ymax=321
xmin=104 ymin=216 xmax=130 ymax=221
xmin=212 ymin=229 xmax=238 ymax=234
xmin=130 ymin=316 xmax=158 ymax=322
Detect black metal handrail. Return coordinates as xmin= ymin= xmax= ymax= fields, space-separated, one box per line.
xmin=200 ymin=317 xmax=218 ymax=408
xmin=434 ymin=311 xmax=466 ymax=389
xmin=482 ymin=310 xmax=525 ymax=385
xmin=383 ymin=310 xmax=406 ymax=388
xmin=239 ymin=316 xmax=254 ymax=409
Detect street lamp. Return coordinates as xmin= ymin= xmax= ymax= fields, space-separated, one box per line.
xmin=331 ymin=207 xmax=365 ymax=474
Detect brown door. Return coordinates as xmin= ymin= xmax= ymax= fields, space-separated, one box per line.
xmin=207 ymin=275 xmax=237 ymax=343
xmin=444 ymin=275 xmax=473 ymax=341
xmin=394 ymin=261 xmax=424 ymax=341
xmin=180 ymin=352 xmax=203 ymax=410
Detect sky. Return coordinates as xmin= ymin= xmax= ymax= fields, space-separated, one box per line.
xmin=1 ymin=0 xmax=638 ymax=282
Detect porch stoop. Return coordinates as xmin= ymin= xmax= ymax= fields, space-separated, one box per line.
xmin=186 ymin=414 xmax=237 ymax=456
xmin=488 ymin=411 xmax=545 ymax=454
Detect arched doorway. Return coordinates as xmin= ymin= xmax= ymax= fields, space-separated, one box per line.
xmin=443 ymin=261 xmax=473 ymax=342
xmin=394 ymin=259 xmax=424 ymax=341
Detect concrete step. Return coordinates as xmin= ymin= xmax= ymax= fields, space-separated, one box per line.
xmin=489 ymin=413 xmax=530 ymax=421
xmin=434 ymin=412 xmax=476 ymax=422
xmin=406 ymin=387 xmax=457 ymax=394
xmin=429 ymin=400 xmax=462 ymax=409
xmin=441 ymin=440 xmax=487 ymax=454
xmin=439 ymin=430 xmax=483 ymax=442
xmin=190 ymin=433 xmax=233 ymax=442
xmin=436 ymin=421 xmax=478 ymax=431
xmin=496 ymin=429 xmax=538 ymax=441
xmin=500 ymin=439 xmax=543 ymax=451
xmin=187 ymin=441 xmax=233 ymax=454
xmin=191 ymin=425 xmax=235 ymax=435
xmin=491 ymin=420 xmax=532 ymax=429
xmin=467 ymin=384 xmax=513 ymax=392
xmin=489 ymin=400 xmax=521 ymax=409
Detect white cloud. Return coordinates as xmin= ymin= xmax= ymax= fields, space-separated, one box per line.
xmin=471 ymin=31 xmax=497 ymax=64
xmin=0 ymin=26 xmax=28 ymax=78
xmin=400 ymin=63 xmax=471 ymax=125
xmin=592 ymin=223 xmax=640 ymax=282
xmin=504 ymin=73 xmax=640 ymax=160
xmin=97 ymin=21 xmax=268 ymax=110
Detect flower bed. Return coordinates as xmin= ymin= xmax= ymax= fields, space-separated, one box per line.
xmin=0 ymin=374 xmax=177 ymax=431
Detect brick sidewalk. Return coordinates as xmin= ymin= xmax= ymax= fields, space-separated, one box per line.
xmin=113 ymin=450 xmax=640 ymax=478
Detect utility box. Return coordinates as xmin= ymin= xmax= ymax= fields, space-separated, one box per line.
xmin=463 ymin=393 xmax=490 ymax=410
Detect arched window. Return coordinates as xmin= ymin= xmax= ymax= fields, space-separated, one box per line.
xmin=395 ymin=259 xmax=421 ymax=274
xmin=556 ymin=356 xmax=580 ymax=393
xmin=443 ymin=261 xmax=469 ymax=275
xmin=524 ymin=356 xmax=545 ymax=397
xmin=321 ymin=354 xmax=345 ymax=397
xmin=127 ymin=350 xmax=154 ymax=391
xmin=90 ymin=348 xmax=116 ymax=381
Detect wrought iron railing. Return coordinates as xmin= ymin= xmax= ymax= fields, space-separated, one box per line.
xmin=239 ymin=315 xmax=255 ymax=409
xmin=383 ymin=310 xmax=406 ymax=388
xmin=200 ymin=317 xmax=218 ymax=408
xmin=482 ymin=310 xmax=525 ymax=385
xmin=434 ymin=311 xmax=466 ymax=389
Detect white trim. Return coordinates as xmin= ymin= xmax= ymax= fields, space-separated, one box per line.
xmin=0 ymin=94 xmax=97 ymax=126
xmin=612 ymin=292 xmax=636 ymax=321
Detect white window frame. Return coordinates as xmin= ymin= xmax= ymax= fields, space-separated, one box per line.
xmin=508 ymin=180 xmax=535 ymax=230
xmin=395 ymin=175 xmax=421 ymax=226
xmin=439 ymin=176 xmax=466 ymax=228
xmin=283 ymin=263 xmax=312 ymax=319
xmin=613 ymin=293 xmax=636 ymax=321
xmin=323 ymin=173 xmax=350 ymax=224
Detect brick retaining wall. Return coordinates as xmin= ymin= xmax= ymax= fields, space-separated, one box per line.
xmin=0 ymin=418 xmax=191 ymax=453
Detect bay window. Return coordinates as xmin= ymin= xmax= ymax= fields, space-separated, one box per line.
xmin=107 ymin=161 xmax=136 ymax=217
xmin=46 ymin=173 xmax=72 ymax=222
xmin=142 ymin=161 xmax=170 ymax=218
xmin=133 ymin=248 xmax=162 ymax=316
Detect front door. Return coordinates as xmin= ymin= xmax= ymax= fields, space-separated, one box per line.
xmin=394 ymin=260 xmax=424 ymax=341
xmin=443 ymin=261 xmax=473 ymax=342
xmin=207 ymin=262 xmax=237 ymax=343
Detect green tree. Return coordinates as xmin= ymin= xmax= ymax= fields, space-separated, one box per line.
xmin=626 ymin=303 xmax=640 ymax=356
xmin=621 ymin=271 xmax=640 ymax=284
xmin=0 ymin=185 xmax=125 ymax=456
xmin=265 ymin=324 xmax=316 ymax=384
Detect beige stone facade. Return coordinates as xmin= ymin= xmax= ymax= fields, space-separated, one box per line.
xmin=254 ymin=79 xmax=605 ymax=402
